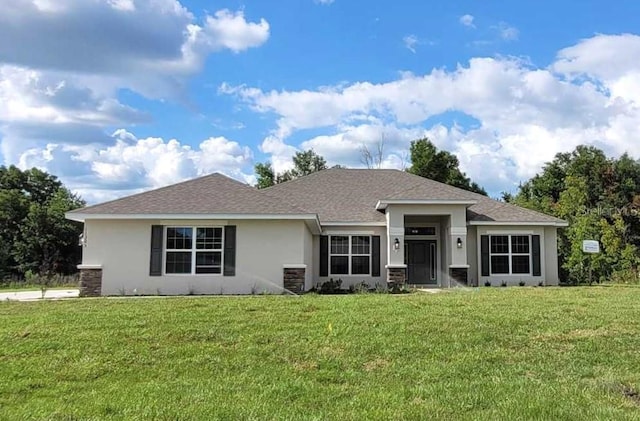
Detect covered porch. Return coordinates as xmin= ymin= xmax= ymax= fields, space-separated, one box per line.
xmin=377 ymin=200 xmax=477 ymax=288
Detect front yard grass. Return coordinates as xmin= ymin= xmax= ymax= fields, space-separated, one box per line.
xmin=1 ymin=287 xmax=640 ymax=420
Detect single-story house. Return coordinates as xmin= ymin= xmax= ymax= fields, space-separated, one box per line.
xmin=66 ymin=169 xmax=568 ymax=296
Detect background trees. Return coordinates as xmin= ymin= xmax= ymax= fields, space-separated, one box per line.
xmin=509 ymin=146 xmax=640 ymax=284
xmin=0 ymin=166 xmax=84 ymax=280
xmin=407 ymin=138 xmax=487 ymax=195
xmin=255 ymin=149 xmax=328 ymax=188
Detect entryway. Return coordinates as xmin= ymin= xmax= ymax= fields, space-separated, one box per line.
xmin=405 ymin=240 xmax=438 ymax=285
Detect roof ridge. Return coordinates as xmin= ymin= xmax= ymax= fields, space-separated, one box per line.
xmin=70 ymin=173 xmax=246 ymax=213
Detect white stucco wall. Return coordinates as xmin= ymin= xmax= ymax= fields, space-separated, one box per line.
xmin=313 ymin=225 xmax=387 ymax=290
xmin=474 ymin=225 xmax=560 ymax=286
xmin=303 ymin=225 xmax=314 ymax=291
xmin=466 ymin=225 xmax=478 ymax=286
xmin=81 ymin=219 xmax=312 ymax=295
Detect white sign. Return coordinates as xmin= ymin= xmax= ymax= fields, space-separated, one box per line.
xmin=582 ymin=240 xmax=600 ymax=254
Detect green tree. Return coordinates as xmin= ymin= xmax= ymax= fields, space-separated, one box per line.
xmin=407 ymin=138 xmax=487 ymax=195
xmin=509 ymin=146 xmax=640 ymax=284
xmin=255 ymin=149 xmax=328 ymax=189
xmin=0 ymin=166 xmax=85 ymax=279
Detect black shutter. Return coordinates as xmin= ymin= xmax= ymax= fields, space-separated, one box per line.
xmin=150 ymin=225 xmax=163 ymax=276
xmin=372 ymin=235 xmax=381 ymax=277
xmin=224 ymin=225 xmax=236 ymax=276
xmin=320 ymin=235 xmax=329 ymax=277
xmin=532 ymin=235 xmax=541 ymax=276
xmin=480 ymin=235 xmax=490 ymax=276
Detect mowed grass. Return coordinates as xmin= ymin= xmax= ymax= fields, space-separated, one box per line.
xmin=2 ymin=288 xmax=640 ymax=420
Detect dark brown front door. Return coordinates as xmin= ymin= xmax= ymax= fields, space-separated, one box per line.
xmin=406 ymin=240 xmax=437 ymax=285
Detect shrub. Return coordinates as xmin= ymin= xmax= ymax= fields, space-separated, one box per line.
xmin=500 ymin=281 xmax=507 ymax=287
xmin=484 ymin=281 xmax=491 ymax=287
xmin=318 ymin=278 xmax=344 ymax=294
xmin=519 ymin=281 xmax=526 ymax=287
xmin=349 ymin=281 xmax=370 ymax=294
xmin=609 ymin=269 xmax=640 ymax=285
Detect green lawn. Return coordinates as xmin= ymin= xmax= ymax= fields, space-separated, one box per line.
xmin=1 ymin=288 xmax=640 ymax=420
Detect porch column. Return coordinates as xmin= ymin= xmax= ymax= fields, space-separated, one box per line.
xmin=386 ymin=208 xmax=406 ymax=287
xmin=448 ymin=226 xmax=469 ymax=286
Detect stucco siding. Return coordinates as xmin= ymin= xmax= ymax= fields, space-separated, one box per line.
xmin=544 ymin=226 xmax=560 ymax=285
xmin=466 ymin=225 xmax=478 ymax=286
xmin=82 ymin=219 xmax=308 ymax=295
xmin=314 ymin=225 xmax=387 ymax=290
xmin=475 ymin=225 xmax=560 ymax=286
xmin=303 ymin=224 xmax=314 ymax=291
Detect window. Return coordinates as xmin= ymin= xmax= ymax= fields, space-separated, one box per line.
xmin=489 ymin=235 xmax=531 ymax=275
xmin=330 ymin=235 xmax=371 ymax=275
xmin=165 ymin=227 xmax=223 ymax=275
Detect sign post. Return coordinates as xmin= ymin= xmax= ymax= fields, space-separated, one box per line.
xmin=582 ymin=240 xmax=600 ymax=285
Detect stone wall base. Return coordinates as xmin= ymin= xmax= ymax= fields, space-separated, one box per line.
xmin=283 ymin=267 xmax=305 ymax=293
xmin=79 ymin=268 xmax=102 ymax=297
xmin=387 ymin=267 xmax=406 ymax=290
xmin=450 ymin=267 xmax=468 ymax=286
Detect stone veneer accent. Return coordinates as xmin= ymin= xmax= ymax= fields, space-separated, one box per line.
xmin=283 ymin=267 xmax=305 ymax=293
xmin=449 ymin=267 xmax=468 ymax=286
xmin=387 ymin=267 xmax=406 ymax=290
xmin=79 ymin=268 xmax=102 ymax=297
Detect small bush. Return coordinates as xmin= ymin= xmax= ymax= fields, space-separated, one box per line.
xmin=318 ymin=278 xmax=344 ymax=294
xmin=538 ymin=281 xmax=544 ymax=287
xmin=349 ymin=281 xmax=370 ymax=294
xmin=484 ymin=281 xmax=491 ymax=287
xmin=519 ymin=281 xmax=526 ymax=287
xmin=500 ymin=281 xmax=507 ymax=287
xmin=609 ymin=269 xmax=640 ymax=285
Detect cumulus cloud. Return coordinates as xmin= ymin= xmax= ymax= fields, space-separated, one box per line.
xmin=17 ymin=130 xmax=255 ymax=203
xmin=314 ymin=0 xmax=335 ymax=4
xmin=223 ymin=34 xmax=640 ymax=195
xmin=0 ymin=0 xmax=270 ymax=195
xmin=459 ymin=14 xmax=475 ymax=28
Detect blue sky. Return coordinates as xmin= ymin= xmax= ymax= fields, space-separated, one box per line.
xmin=1 ymin=0 xmax=640 ymax=202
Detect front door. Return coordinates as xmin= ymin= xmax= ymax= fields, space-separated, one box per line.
xmin=406 ymin=240 xmax=437 ymax=285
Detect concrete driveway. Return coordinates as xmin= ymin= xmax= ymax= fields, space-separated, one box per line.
xmin=0 ymin=289 xmax=79 ymax=302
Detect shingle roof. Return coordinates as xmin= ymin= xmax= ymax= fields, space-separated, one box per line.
xmin=263 ymin=169 xmax=565 ymax=225
xmin=70 ymin=169 xmax=565 ymax=225
xmin=69 ymin=173 xmax=309 ymax=215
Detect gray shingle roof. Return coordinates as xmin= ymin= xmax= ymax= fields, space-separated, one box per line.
xmin=69 ymin=173 xmax=309 ymax=215
xmin=263 ymin=169 xmax=565 ymax=225
xmin=70 ymin=169 xmax=565 ymax=225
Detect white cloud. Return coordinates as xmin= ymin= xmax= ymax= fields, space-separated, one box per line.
xmin=403 ymin=35 xmax=419 ymax=53
xmin=223 ymin=34 xmax=640 ymax=195
xmin=495 ymin=22 xmax=519 ymax=41
xmin=459 ymin=14 xmax=475 ymax=28
xmin=314 ymin=0 xmax=335 ymax=4
xmin=17 ymin=130 xmax=255 ymax=202
xmin=0 ymin=1 xmax=270 ymax=186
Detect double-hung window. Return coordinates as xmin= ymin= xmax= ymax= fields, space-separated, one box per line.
xmin=165 ymin=227 xmax=223 ymax=275
xmin=330 ymin=235 xmax=371 ymax=275
xmin=490 ymin=235 xmax=531 ymax=275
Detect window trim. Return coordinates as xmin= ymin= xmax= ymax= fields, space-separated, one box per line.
xmin=163 ymin=226 xmax=225 ymax=276
xmin=489 ymin=234 xmax=532 ymax=276
xmin=329 ymin=235 xmax=372 ymax=276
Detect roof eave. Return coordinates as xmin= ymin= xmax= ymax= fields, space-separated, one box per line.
xmin=65 ymin=211 xmax=322 ymax=226
xmin=376 ymin=199 xmax=478 ymax=211
xmin=468 ymin=220 xmax=569 ymax=227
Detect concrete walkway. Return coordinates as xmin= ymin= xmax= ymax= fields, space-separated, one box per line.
xmin=0 ymin=289 xmax=79 ymax=302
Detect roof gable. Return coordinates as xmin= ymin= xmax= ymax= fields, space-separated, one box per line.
xmin=69 ymin=173 xmax=308 ymax=216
